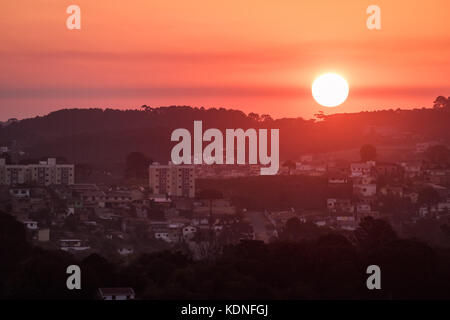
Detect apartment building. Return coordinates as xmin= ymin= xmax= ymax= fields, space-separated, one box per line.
xmin=0 ymin=158 xmax=74 ymax=186
xmin=149 ymin=162 xmax=195 ymax=198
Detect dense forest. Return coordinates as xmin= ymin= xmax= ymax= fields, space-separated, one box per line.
xmin=197 ymin=175 xmax=333 ymax=211
xmin=1 ymin=211 xmax=450 ymax=299
xmin=1 ymin=105 xmax=450 ymax=164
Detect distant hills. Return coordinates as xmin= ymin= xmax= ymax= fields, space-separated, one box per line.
xmin=0 ymin=106 xmax=449 ymax=164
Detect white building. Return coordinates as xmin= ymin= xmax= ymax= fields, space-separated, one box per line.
xmin=182 ymin=225 xmax=197 ymax=240
xmin=0 ymin=158 xmax=74 ymax=186
xmin=154 ymin=230 xmax=170 ymax=242
xmin=23 ymin=220 xmax=38 ymax=230
xmin=59 ymin=239 xmax=90 ymax=251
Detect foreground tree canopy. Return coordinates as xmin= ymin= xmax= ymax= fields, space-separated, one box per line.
xmin=1 ymin=212 xmax=450 ymax=299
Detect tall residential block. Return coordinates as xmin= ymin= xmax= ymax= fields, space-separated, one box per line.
xmin=149 ymin=162 xmax=195 ymax=198
xmin=0 ymin=158 xmax=75 ymax=186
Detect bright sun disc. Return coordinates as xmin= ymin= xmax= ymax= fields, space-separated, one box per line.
xmin=312 ymin=73 xmax=349 ymax=107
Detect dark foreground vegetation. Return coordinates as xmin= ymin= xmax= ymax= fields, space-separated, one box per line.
xmin=1 ymin=211 xmax=450 ymax=300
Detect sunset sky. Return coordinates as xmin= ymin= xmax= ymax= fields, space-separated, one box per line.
xmin=0 ymin=0 xmax=449 ymax=120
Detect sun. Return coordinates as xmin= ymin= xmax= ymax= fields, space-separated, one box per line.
xmin=312 ymin=73 xmax=349 ymax=107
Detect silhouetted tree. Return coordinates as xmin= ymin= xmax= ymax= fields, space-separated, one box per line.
xmin=197 ymin=189 xmax=223 ymax=231
xmin=433 ymin=96 xmax=450 ymax=109
xmin=314 ymin=111 xmax=326 ymax=120
xmin=0 ymin=153 xmax=11 ymax=164
xmin=248 ymin=112 xmax=260 ymax=122
xmin=355 ymin=216 xmax=397 ymax=250
xmin=260 ymin=114 xmax=273 ymax=123
xmin=425 ymin=145 xmax=450 ymax=166
xmin=0 ymin=211 xmax=30 ymax=264
xmin=282 ymin=160 xmax=296 ymax=175
xmin=75 ymin=163 xmax=93 ymax=182
xmin=125 ymin=152 xmax=152 ymax=179
xmin=418 ymin=187 xmax=441 ymax=214
xmin=140 ymin=105 xmax=153 ymax=112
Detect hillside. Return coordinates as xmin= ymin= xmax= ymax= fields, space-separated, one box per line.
xmin=0 ymin=106 xmax=449 ymax=164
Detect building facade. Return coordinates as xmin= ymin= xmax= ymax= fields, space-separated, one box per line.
xmin=0 ymin=158 xmax=74 ymax=186
xmin=149 ymin=162 xmax=195 ymax=198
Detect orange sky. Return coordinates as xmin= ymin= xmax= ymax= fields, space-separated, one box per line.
xmin=0 ymin=0 xmax=449 ymax=120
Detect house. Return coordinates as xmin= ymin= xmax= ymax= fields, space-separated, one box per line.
xmin=379 ymin=184 xmax=404 ymax=197
xmin=350 ymin=162 xmax=375 ymax=177
xmin=335 ymin=215 xmax=358 ymax=230
xmin=154 ymin=230 xmax=170 ymax=241
xmin=427 ymin=169 xmax=449 ymax=185
xmin=356 ymin=203 xmax=371 ymax=214
xmin=9 ymin=188 xmax=31 ymax=198
xmin=358 ymin=195 xmax=377 ymax=206
xmin=38 ymin=228 xmax=50 ymax=242
xmin=438 ymin=200 xmax=450 ymax=212
xmin=401 ymin=162 xmax=423 ymax=178
xmin=167 ymin=228 xmax=182 ymax=243
xmin=353 ymin=182 xmax=376 ymax=197
xmin=182 ymin=225 xmax=197 ymax=240
xmin=135 ymin=205 xmax=148 ymax=218
xmin=98 ymin=288 xmax=135 ymax=300
xmin=59 ymin=239 xmax=90 ymax=251
xmin=327 ymin=198 xmax=354 ymax=214
xmin=98 ymin=191 xmax=133 ymax=208
xmin=79 ymin=190 xmax=106 ymax=207
xmin=117 ymin=246 xmax=134 ymax=256
xmin=153 ymin=225 xmax=170 ymax=242
xmin=376 ymin=162 xmax=403 ymax=178
xmin=23 ymin=220 xmax=38 ymax=230
xmin=328 ymin=173 xmax=348 ymax=185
